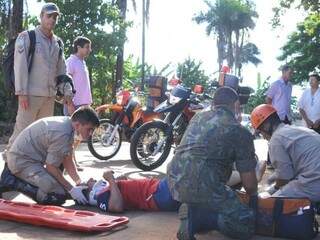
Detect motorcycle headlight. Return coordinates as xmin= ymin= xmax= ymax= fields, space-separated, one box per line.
xmin=169 ymin=94 xmax=182 ymax=104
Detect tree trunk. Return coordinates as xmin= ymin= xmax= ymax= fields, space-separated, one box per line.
xmin=9 ymin=0 xmax=23 ymax=39
xmin=8 ymin=0 xmax=23 ymax=122
xmin=115 ymin=0 xmax=127 ymax=90
xmin=217 ymin=29 xmax=225 ymax=70
xmin=237 ymin=30 xmax=245 ymax=77
xmin=226 ymin=30 xmax=234 ymax=70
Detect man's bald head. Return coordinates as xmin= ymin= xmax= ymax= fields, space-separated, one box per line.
xmin=213 ymin=86 xmax=239 ymax=107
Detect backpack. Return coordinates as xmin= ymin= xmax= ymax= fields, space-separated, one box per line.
xmin=2 ymin=30 xmax=63 ymax=93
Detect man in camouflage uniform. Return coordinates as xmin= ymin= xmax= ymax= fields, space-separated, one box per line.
xmin=167 ymin=87 xmax=258 ymax=239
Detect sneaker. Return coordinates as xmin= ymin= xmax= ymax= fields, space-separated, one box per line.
xmin=177 ymin=203 xmax=196 ymax=240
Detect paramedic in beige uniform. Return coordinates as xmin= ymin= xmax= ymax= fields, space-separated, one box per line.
xmin=5 ymin=2 xmax=66 ymax=155
xmin=2 ymin=107 xmax=99 ymax=205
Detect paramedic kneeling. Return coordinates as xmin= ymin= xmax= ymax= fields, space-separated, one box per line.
xmin=0 ymin=107 xmax=99 ymax=205
xmin=251 ymin=104 xmax=320 ymax=201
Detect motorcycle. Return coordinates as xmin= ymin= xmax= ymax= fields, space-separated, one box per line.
xmin=130 ymin=84 xmax=212 ymax=171
xmin=88 ymin=89 xmax=161 ymax=160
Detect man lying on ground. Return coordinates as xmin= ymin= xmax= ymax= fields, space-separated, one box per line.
xmin=85 ymin=161 xmax=266 ymax=213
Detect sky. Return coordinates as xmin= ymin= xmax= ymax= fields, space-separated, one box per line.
xmin=124 ymin=0 xmax=305 ymax=90
xmin=28 ymin=0 xmax=305 ymax=92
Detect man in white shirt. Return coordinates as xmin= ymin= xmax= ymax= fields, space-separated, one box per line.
xmin=298 ymin=73 xmax=320 ymax=133
xmin=266 ymin=65 xmax=293 ymax=124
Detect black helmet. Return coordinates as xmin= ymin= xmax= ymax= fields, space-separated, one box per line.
xmin=171 ymin=85 xmax=191 ymax=99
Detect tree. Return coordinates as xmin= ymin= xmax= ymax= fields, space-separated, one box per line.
xmin=272 ymin=0 xmax=320 ymax=27
xmin=114 ymin=0 xmax=136 ymax=97
xmin=176 ymin=57 xmax=210 ymax=89
xmin=237 ymin=42 xmax=261 ymax=76
xmin=278 ymin=13 xmax=320 ymax=84
xmin=114 ymin=0 xmax=150 ymax=92
xmin=194 ymin=0 xmax=259 ymax=75
xmin=244 ymin=80 xmax=269 ymax=114
xmin=0 ymin=0 xmax=24 ymax=122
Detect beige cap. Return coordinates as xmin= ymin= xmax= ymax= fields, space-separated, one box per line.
xmin=41 ymin=2 xmax=60 ymax=15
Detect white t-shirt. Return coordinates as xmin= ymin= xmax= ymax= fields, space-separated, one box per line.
xmin=298 ymin=88 xmax=320 ymax=123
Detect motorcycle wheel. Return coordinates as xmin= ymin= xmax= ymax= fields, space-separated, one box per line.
xmin=88 ymin=119 xmax=122 ymax=160
xmin=130 ymin=121 xmax=173 ymax=171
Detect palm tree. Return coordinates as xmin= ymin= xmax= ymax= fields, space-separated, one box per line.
xmin=114 ymin=0 xmax=150 ymax=91
xmin=114 ymin=0 xmax=134 ymax=90
xmin=237 ymin=42 xmax=262 ymax=76
xmin=194 ymin=0 xmax=258 ymax=73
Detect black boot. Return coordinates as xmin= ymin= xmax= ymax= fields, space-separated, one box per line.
xmin=0 ymin=181 xmax=10 ymax=198
xmin=0 ymin=164 xmax=15 ymax=198
xmin=177 ymin=203 xmax=196 ymax=240
xmin=0 ymin=164 xmax=38 ymax=201
xmin=41 ymin=192 xmax=67 ymax=206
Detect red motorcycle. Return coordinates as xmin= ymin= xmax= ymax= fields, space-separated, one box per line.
xmin=88 ymin=90 xmax=161 ymax=160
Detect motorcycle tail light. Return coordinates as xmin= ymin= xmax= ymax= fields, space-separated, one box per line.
xmin=116 ymin=90 xmax=131 ymax=106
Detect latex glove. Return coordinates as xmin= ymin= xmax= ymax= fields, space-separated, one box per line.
xmin=69 ymin=185 xmax=88 ymax=205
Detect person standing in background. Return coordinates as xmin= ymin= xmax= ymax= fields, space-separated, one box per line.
xmin=298 ymin=73 xmax=320 ymax=133
xmin=4 ymin=2 xmax=66 ymax=159
xmin=64 ymin=36 xmax=92 ymax=116
xmin=64 ymin=37 xmax=93 ymax=171
xmin=266 ymin=65 xmax=293 ymax=124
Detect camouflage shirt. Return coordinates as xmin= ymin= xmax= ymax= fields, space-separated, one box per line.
xmin=167 ymin=106 xmax=256 ymax=205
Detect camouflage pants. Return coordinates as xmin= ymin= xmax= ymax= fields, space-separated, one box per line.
xmin=216 ymin=197 xmax=255 ymax=239
xmin=188 ymin=193 xmax=255 ymax=239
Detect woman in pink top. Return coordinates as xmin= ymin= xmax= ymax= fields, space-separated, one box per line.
xmin=64 ymin=36 xmax=92 ymax=116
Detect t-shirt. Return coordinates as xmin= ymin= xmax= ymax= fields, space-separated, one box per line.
xmin=298 ymin=88 xmax=320 ymax=123
xmin=66 ymin=54 xmax=92 ymax=106
xmin=7 ymin=117 xmax=74 ymax=174
xmin=92 ymin=178 xmax=160 ymax=211
xmin=269 ymin=124 xmax=320 ymax=201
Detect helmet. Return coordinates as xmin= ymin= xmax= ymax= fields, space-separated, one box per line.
xmin=55 ymin=74 xmax=76 ymax=104
xmin=171 ymin=85 xmax=191 ymax=99
xmin=251 ymin=104 xmax=277 ymax=129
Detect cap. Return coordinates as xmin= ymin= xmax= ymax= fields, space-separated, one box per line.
xmin=41 ymin=2 xmax=60 ymax=15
